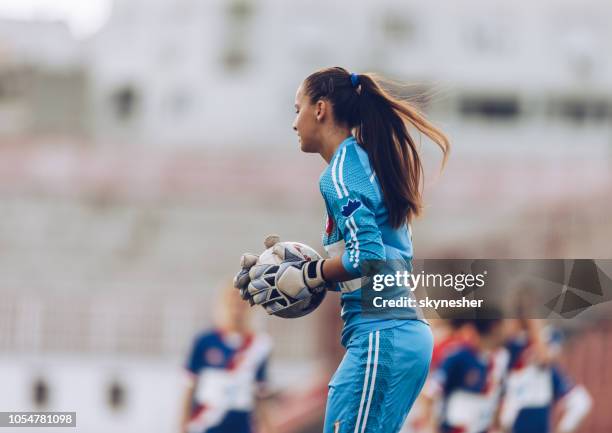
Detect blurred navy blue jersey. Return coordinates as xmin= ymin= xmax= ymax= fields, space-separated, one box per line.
xmin=502 ymin=331 xmax=573 ymax=433
xmin=319 ymin=135 xmax=423 ymax=346
xmin=185 ymin=329 xmax=271 ymax=433
xmin=428 ymin=345 xmax=510 ymax=433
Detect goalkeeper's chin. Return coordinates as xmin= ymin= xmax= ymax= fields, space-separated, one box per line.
xmin=298 ymin=138 xmax=318 ymax=154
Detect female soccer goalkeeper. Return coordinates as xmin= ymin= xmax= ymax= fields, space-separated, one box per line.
xmin=235 ymin=67 xmax=449 ymax=433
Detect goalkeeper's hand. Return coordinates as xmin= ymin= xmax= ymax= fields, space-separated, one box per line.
xmin=248 ymin=242 xmax=328 ymax=305
xmin=272 ymin=242 xmax=328 ymax=296
xmin=233 ymin=234 xmax=282 ymax=304
xmin=233 ymin=252 xmax=259 ymax=305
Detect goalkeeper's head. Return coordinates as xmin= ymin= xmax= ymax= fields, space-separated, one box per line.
xmin=292 ymin=66 xmax=450 ymax=227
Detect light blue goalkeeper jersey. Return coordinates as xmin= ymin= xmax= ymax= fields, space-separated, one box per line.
xmin=320 ymin=135 xmax=423 ymax=346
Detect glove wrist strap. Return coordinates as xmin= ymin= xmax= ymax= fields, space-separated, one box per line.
xmin=303 ymin=259 xmax=326 ymax=291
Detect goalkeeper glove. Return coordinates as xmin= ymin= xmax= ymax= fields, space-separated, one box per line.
xmin=248 ymin=242 xmax=327 ymax=304
xmin=271 ymin=242 xmax=327 ymax=296
xmin=233 ymin=234 xmax=282 ymax=304
xmin=233 ymin=252 xmax=259 ymax=305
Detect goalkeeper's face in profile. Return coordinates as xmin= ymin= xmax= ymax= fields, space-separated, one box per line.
xmin=292 ymin=83 xmax=327 ymax=153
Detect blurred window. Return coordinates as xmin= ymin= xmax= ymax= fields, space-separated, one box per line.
xmin=108 ymin=380 xmax=127 ymax=410
xmin=381 ymin=11 xmax=416 ymax=44
xmin=459 ymin=95 xmax=521 ymax=120
xmin=111 ymin=86 xmax=139 ymax=121
xmin=227 ymin=0 xmax=254 ymax=21
xmin=550 ymin=98 xmax=610 ymax=124
xmin=222 ymin=49 xmax=248 ymax=72
xmin=32 ymin=378 xmax=49 ymax=408
xmin=0 ymin=69 xmax=25 ymax=101
xmin=222 ymin=0 xmax=255 ymax=73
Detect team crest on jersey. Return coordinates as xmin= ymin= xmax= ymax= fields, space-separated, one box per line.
xmin=325 ymin=214 xmax=334 ymax=235
xmin=341 ymin=199 xmax=361 ymax=217
xmin=204 ymin=348 xmax=225 ymax=366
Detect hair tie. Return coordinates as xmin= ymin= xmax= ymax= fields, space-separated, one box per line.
xmin=350 ymin=73 xmax=360 ymax=88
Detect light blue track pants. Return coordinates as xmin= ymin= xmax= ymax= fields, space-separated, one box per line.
xmin=323 ymin=320 xmax=433 ymax=433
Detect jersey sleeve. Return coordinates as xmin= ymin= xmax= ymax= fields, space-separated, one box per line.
xmin=426 ymin=351 xmax=461 ymax=397
xmin=185 ymin=335 xmax=205 ymax=377
xmin=505 ymin=339 xmax=526 ymax=369
xmin=325 ymin=146 xmax=385 ymax=277
xmin=253 ymin=335 xmax=273 ymax=399
xmin=552 ymin=365 xmax=574 ymax=401
xmin=254 ymin=357 xmax=271 ymax=398
xmin=255 ymin=356 xmax=268 ymax=383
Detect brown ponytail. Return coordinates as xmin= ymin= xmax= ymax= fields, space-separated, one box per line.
xmin=303 ymin=67 xmax=450 ymax=228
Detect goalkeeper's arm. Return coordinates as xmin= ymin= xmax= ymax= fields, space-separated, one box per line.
xmin=321 ymin=256 xmax=357 ymax=284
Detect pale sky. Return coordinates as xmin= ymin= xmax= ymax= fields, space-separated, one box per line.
xmin=0 ymin=0 xmax=113 ymax=38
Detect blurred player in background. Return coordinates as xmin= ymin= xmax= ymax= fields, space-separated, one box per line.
xmin=400 ymin=319 xmax=469 ymax=433
xmin=421 ymin=311 xmax=508 ymax=433
xmin=500 ymin=317 xmax=592 ymax=433
xmin=430 ymin=319 xmax=470 ymax=371
xmin=236 ymin=66 xmax=450 ymax=433
xmin=180 ymin=283 xmax=275 ymax=433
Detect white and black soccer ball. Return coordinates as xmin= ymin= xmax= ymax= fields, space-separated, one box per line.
xmin=254 ymin=241 xmax=326 ymax=319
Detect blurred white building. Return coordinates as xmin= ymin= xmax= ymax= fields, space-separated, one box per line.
xmin=88 ymin=0 xmax=612 ymax=149
xmin=0 ymin=19 xmax=88 ymax=138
